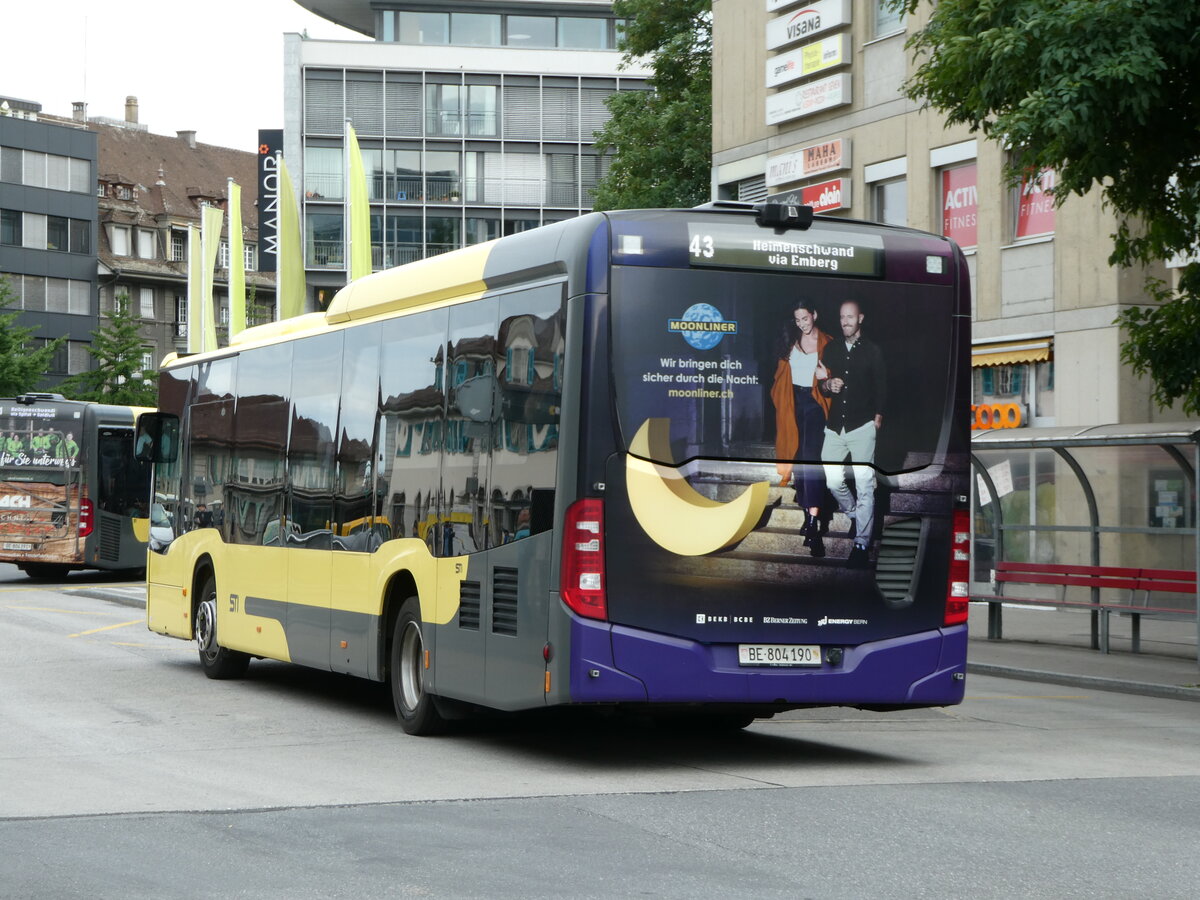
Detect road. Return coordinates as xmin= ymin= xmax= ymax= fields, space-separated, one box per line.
xmin=2 ymin=566 xmax=1199 ymax=899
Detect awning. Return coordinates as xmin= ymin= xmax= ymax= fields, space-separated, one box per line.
xmin=972 ymin=338 xmax=1052 ymax=367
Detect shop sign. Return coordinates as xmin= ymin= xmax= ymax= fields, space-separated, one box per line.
xmin=800 ymin=177 xmax=851 ymax=213
xmin=1016 ymin=169 xmax=1056 ymax=239
xmin=767 ymin=139 xmax=850 ymax=187
xmin=941 ymin=163 xmax=978 ymax=248
xmin=766 ymin=34 xmax=850 ymax=89
xmin=766 ymin=73 xmax=851 ymax=126
xmin=766 ymin=0 xmax=851 ymax=51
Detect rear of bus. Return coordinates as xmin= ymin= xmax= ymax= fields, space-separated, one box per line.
xmin=555 ymin=206 xmax=971 ymax=713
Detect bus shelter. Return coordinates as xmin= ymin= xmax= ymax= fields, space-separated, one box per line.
xmin=970 ymin=423 xmax=1199 ymax=666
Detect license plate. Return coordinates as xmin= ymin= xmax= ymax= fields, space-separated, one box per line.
xmin=738 ymin=644 xmax=821 ymax=667
xmin=3 ymin=542 xmax=32 ymax=551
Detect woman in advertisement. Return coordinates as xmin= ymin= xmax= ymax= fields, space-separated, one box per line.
xmin=770 ymin=299 xmax=831 ymax=556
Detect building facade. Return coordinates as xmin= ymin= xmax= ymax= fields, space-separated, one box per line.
xmin=286 ymin=0 xmax=648 ymax=308
xmin=0 ymin=97 xmax=99 ymax=386
xmin=91 ymin=99 xmax=275 ymax=366
xmin=711 ymin=0 xmax=1187 ymax=430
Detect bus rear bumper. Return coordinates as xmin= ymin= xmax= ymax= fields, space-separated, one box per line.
xmin=570 ymin=618 xmax=968 ymax=708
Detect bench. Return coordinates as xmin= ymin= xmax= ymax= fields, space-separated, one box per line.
xmin=973 ymin=561 xmax=1197 ymax=654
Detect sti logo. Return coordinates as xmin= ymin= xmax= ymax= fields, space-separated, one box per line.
xmin=667 ymin=303 xmax=738 ymax=350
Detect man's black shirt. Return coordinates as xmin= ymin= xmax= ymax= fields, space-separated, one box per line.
xmin=822 ymin=335 xmax=886 ymax=432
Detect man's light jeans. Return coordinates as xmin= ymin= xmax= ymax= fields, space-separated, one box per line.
xmin=822 ymin=421 xmax=876 ymax=544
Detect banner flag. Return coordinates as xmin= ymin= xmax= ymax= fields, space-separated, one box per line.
xmin=186 ymin=224 xmax=201 ymax=354
xmin=346 ymin=121 xmax=372 ymax=281
xmin=200 ymin=204 xmax=223 ymax=353
xmin=277 ymin=155 xmax=306 ymax=320
xmin=227 ymin=179 xmax=246 ymax=338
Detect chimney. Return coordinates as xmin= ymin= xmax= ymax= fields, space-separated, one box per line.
xmin=177 ymin=130 xmax=197 ymax=149
xmin=125 ymin=95 xmax=138 ymax=124
xmin=72 ymin=101 xmax=87 ymax=123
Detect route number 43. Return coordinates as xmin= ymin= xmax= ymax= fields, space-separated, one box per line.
xmin=689 ymin=234 xmax=715 ymax=258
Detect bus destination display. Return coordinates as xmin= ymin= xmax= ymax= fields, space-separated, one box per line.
xmin=687 ymin=222 xmax=883 ymax=277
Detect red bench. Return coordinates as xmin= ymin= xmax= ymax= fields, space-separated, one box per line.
xmin=973 ymin=561 xmax=1196 ymax=653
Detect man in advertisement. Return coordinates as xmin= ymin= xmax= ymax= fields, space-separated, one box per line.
xmin=820 ymin=300 xmax=886 ymax=568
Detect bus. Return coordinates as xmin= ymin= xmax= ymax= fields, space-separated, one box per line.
xmin=137 ymin=203 xmax=971 ymax=734
xmin=0 ymin=393 xmax=153 ymax=578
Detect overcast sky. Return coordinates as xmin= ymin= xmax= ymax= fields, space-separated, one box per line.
xmin=4 ymin=0 xmax=363 ymax=150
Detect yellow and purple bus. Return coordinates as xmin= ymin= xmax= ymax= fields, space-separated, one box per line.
xmin=137 ymin=204 xmax=971 ymax=734
xmin=0 ymin=394 xmax=153 ymax=578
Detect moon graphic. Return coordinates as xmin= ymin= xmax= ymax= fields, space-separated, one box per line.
xmin=625 ymin=418 xmax=770 ymax=556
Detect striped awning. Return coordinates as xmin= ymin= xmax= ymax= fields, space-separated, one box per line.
xmin=972 ymin=338 xmax=1052 ymax=367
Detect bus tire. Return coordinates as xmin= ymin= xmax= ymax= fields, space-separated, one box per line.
xmin=21 ymin=563 xmax=68 ymax=581
xmin=195 ymin=573 xmax=250 ymax=680
xmin=390 ymin=598 xmax=446 ymax=736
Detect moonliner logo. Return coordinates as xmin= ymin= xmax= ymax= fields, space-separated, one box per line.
xmin=668 ymin=303 xmax=738 ymax=350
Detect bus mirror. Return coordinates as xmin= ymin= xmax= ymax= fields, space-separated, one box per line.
xmin=135 ymin=413 xmax=180 ymax=464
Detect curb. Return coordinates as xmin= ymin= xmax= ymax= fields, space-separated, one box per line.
xmin=968 ymin=662 xmax=1200 ymax=703
xmin=63 ymin=587 xmax=147 ymax=611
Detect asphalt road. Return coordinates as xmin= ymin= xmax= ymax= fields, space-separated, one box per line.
xmin=2 ymin=569 xmax=1199 ymax=899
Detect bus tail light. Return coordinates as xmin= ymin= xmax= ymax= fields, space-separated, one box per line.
xmin=561 ymin=498 xmax=606 ymax=620
xmin=79 ymin=498 xmax=94 ymax=537
xmin=944 ymin=507 xmax=970 ymax=626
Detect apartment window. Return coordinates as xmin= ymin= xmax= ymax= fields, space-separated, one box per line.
xmin=398 ymin=11 xmax=448 ymax=44
xmin=110 ymin=224 xmax=132 ymax=256
xmin=218 ymin=240 xmax=230 ymax=269
xmin=425 ymin=84 xmax=463 ymax=136
xmin=175 ymin=294 xmax=187 ymax=336
xmin=23 ymin=151 xmax=46 ymax=187
xmin=70 ymin=158 xmax=91 ymax=194
xmin=874 ymin=0 xmax=904 ymax=37
xmin=466 ymin=85 xmax=499 ymax=137
xmin=0 ymin=147 xmax=20 ymax=183
xmin=170 ymin=229 xmax=186 ymax=261
xmin=69 ymin=341 xmax=91 ymax=375
xmin=23 ymin=212 xmax=46 ymax=249
xmin=140 ymin=287 xmax=155 ymax=319
xmin=137 ymin=228 xmax=156 ymax=259
xmin=37 ymin=339 xmax=70 ymax=376
xmin=46 ymin=278 xmax=70 ymax=313
xmin=559 ymin=17 xmax=611 ymax=50
xmin=1014 ymin=168 xmax=1057 ymax=240
xmin=452 ymin=13 xmax=500 ymax=46
xmin=872 ymin=178 xmax=907 ymax=226
xmin=244 ymin=242 xmax=257 ymax=272
xmin=218 ymin=301 xmax=229 ymax=327
xmin=115 ymin=185 xmax=134 ymax=200
xmin=69 ymin=279 xmax=90 ymax=315
xmin=304 ymin=146 xmax=343 ymax=200
xmin=70 ymin=218 xmax=90 ymax=253
xmin=940 ymin=163 xmax=978 ymax=249
xmin=306 ymin=212 xmax=344 ymax=267
xmin=46 ymin=154 xmax=69 ymax=191
xmin=507 ymin=16 xmax=555 ymax=47
xmin=0 ymin=209 xmax=20 ymax=246
xmin=141 ymin=351 xmax=155 ymax=375
xmin=46 ymin=215 xmax=68 ymax=251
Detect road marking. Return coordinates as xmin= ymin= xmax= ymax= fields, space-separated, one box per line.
xmin=6 ymin=606 xmax=122 ymax=616
xmin=70 ymin=619 xmax=143 ymax=638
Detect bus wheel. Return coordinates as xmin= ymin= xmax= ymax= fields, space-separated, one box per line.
xmin=390 ymin=599 xmax=446 ymax=736
xmin=195 ymin=574 xmax=249 ymax=680
xmin=21 ymin=563 xmax=68 ymax=581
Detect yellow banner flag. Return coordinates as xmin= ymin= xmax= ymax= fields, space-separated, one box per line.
xmin=277 ymin=155 xmax=306 ymax=320
xmin=227 ymin=179 xmax=245 ymax=338
xmin=200 ymin=204 xmax=222 ymax=353
xmin=346 ymin=121 xmax=372 ymax=281
xmin=186 ymin=224 xmax=201 ymax=354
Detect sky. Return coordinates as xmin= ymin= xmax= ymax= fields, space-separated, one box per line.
xmin=3 ymin=0 xmax=363 ymax=151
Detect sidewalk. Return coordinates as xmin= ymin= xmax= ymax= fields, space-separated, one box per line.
xmin=968 ymin=601 xmax=1200 ymax=702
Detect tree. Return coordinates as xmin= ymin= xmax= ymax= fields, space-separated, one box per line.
xmin=590 ymin=0 xmax=712 ymax=211
xmin=0 ymin=275 xmax=66 ymax=396
xmin=897 ymin=0 xmax=1200 ymax=413
xmin=59 ymin=291 xmax=157 ymax=406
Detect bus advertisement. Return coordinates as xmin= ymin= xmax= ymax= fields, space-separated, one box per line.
xmin=139 ymin=203 xmax=971 ymax=734
xmin=0 ymin=393 xmax=153 ymax=578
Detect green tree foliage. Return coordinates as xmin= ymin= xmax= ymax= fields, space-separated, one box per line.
xmin=590 ymin=0 xmax=712 ymax=210
xmin=60 ymin=291 xmax=157 ymax=406
xmin=897 ymin=0 xmax=1200 ymax=413
xmin=0 ymin=275 xmax=66 ymax=396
